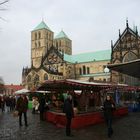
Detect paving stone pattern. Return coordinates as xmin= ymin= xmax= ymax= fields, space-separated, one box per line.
xmin=0 ymin=110 xmax=140 ymax=140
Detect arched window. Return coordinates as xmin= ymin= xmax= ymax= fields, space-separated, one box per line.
xmin=79 ymin=68 xmax=82 ymax=75
xmin=34 ymin=74 xmax=39 ymax=81
xmin=35 ymin=33 xmax=37 ymax=40
xmin=56 ymin=41 xmax=58 ymax=47
xmin=38 ymin=32 xmax=41 ymax=39
xmin=83 ymin=65 xmax=86 ymax=75
xmin=87 ymin=67 xmax=90 ymax=74
xmin=38 ymin=41 xmax=41 ymax=47
xmin=59 ymin=40 xmax=61 ymax=46
xmin=35 ymin=42 xmax=37 ymax=48
xmin=44 ymin=74 xmax=48 ymax=80
xmin=123 ymin=51 xmax=137 ymax=62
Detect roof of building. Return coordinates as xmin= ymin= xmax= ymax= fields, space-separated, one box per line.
xmin=33 ymin=21 xmax=52 ymax=31
xmin=55 ymin=30 xmax=70 ymax=39
xmin=64 ymin=49 xmax=111 ymax=63
xmin=5 ymin=85 xmax=24 ymax=91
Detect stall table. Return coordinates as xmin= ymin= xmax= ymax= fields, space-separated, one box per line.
xmin=45 ymin=106 xmax=128 ymax=128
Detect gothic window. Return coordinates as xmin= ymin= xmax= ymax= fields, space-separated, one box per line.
xmin=35 ymin=33 xmax=37 ymax=40
xmin=56 ymin=41 xmax=58 ymax=47
xmin=59 ymin=40 xmax=61 ymax=46
xmin=34 ymin=74 xmax=39 ymax=81
xmin=38 ymin=32 xmax=41 ymax=39
xmin=38 ymin=41 xmax=41 ymax=47
xmin=87 ymin=67 xmax=90 ymax=74
xmin=44 ymin=74 xmax=48 ymax=80
xmin=46 ymin=32 xmax=48 ymax=39
xmin=79 ymin=68 xmax=82 ymax=75
xmin=123 ymin=51 xmax=137 ymax=62
xmin=27 ymin=75 xmax=31 ymax=82
xmin=83 ymin=65 xmax=86 ymax=75
xmin=35 ymin=42 xmax=37 ymax=48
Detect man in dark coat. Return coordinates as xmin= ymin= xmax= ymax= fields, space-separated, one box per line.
xmin=103 ymin=95 xmax=115 ymax=138
xmin=38 ymin=96 xmax=46 ymax=121
xmin=63 ymin=95 xmax=74 ymax=136
xmin=16 ymin=95 xmax=28 ymax=126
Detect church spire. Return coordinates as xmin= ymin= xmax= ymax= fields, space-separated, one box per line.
xmin=126 ymin=18 xmax=129 ymax=29
xmin=111 ymin=40 xmax=113 ymax=50
xmin=136 ymin=26 xmax=138 ymax=35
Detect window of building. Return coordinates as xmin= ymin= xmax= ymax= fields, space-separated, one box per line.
xmin=35 ymin=33 xmax=37 ymax=40
xmin=87 ymin=67 xmax=90 ymax=74
xmin=44 ymin=74 xmax=48 ymax=80
xmin=35 ymin=42 xmax=37 ymax=48
xmin=79 ymin=68 xmax=82 ymax=75
xmin=38 ymin=32 xmax=41 ymax=39
xmin=83 ymin=65 xmax=86 ymax=75
xmin=35 ymin=75 xmax=39 ymax=81
xmin=59 ymin=40 xmax=61 ymax=46
xmin=56 ymin=41 xmax=58 ymax=47
xmin=38 ymin=41 xmax=41 ymax=47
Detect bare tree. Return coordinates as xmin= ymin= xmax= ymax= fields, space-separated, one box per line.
xmin=0 ymin=0 xmax=9 ymax=6
xmin=0 ymin=0 xmax=9 ymax=21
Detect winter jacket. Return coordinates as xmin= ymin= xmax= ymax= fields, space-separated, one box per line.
xmin=16 ymin=97 xmax=28 ymax=113
xmin=63 ymin=99 xmax=74 ymax=119
xmin=103 ymin=100 xmax=115 ymax=119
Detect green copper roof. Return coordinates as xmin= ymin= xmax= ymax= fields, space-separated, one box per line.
xmin=33 ymin=21 xmax=51 ymax=31
xmin=64 ymin=49 xmax=111 ymax=63
xmin=55 ymin=30 xmax=70 ymax=39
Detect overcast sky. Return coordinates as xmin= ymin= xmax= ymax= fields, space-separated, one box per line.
xmin=0 ymin=0 xmax=140 ymax=85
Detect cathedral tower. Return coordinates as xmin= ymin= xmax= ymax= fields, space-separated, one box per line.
xmin=54 ymin=30 xmax=72 ymax=55
xmin=31 ymin=21 xmax=54 ymax=68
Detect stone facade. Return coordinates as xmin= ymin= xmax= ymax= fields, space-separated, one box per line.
xmin=22 ymin=21 xmax=110 ymax=90
xmin=111 ymin=20 xmax=140 ymax=86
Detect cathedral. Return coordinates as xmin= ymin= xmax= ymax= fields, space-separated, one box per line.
xmin=22 ymin=20 xmax=140 ymax=90
xmin=22 ymin=21 xmax=110 ymax=90
xmin=111 ymin=20 xmax=140 ymax=86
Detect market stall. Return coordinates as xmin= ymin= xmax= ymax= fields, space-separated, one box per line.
xmin=37 ymin=79 xmax=136 ymax=128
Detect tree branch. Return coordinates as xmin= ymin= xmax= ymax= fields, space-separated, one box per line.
xmin=0 ymin=0 xmax=9 ymax=6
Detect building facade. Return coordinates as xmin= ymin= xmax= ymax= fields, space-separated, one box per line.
xmin=22 ymin=21 xmax=110 ymax=90
xmin=111 ymin=20 xmax=140 ymax=86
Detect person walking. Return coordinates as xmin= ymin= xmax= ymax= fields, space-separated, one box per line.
xmin=38 ymin=96 xmax=46 ymax=121
xmin=16 ymin=95 xmax=28 ymax=126
xmin=103 ymin=95 xmax=115 ymax=138
xmin=1 ymin=96 xmax=5 ymax=112
xmin=63 ymin=95 xmax=74 ymax=137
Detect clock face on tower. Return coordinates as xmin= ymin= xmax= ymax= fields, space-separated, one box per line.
xmin=48 ymin=52 xmax=58 ymax=63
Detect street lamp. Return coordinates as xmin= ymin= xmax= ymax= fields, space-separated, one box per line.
xmin=104 ymin=66 xmax=109 ymax=82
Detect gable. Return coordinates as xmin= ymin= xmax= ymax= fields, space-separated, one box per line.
xmin=42 ymin=46 xmax=64 ymax=66
xmin=113 ymin=27 xmax=140 ymax=51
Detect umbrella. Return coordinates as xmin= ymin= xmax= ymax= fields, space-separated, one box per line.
xmin=15 ymin=88 xmax=30 ymax=95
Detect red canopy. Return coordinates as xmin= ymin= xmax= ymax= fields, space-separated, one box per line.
xmin=37 ymin=79 xmax=137 ymax=92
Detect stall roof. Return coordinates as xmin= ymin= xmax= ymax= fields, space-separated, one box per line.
xmin=37 ymin=79 xmax=134 ymax=92
xmin=108 ymin=59 xmax=140 ymax=78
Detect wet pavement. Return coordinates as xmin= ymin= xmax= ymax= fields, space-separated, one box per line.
xmin=0 ymin=110 xmax=140 ymax=140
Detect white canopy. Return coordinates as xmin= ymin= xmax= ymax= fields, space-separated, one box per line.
xmin=15 ymin=88 xmax=30 ymax=95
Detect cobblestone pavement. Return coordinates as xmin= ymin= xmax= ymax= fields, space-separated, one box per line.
xmin=0 ymin=110 xmax=140 ymax=140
